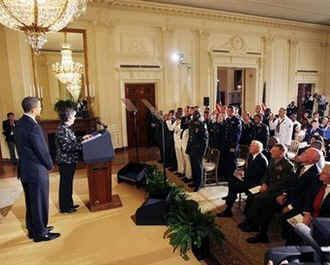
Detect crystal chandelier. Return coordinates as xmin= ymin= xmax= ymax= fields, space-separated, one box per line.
xmin=52 ymin=32 xmax=84 ymax=87
xmin=67 ymin=82 xmax=81 ymax=102
xmin=0 ymin=0 xmax=88 ymax=54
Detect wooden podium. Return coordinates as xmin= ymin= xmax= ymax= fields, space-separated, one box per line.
xmin=83 ymin=130 xmax=122 ymax=212
xmin=87 ymin=161 xmax=122 ymax=211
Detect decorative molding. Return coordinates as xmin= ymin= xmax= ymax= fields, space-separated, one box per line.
xmin=120 ymin=32 xmax=156 ymax=56
xmin=197 ymin=30 xmax=210 ymax=40
xmin=262 ymin=31 xmax=276 ymax=44
xmin=90 ymin=0 xmax=330 ymax=33
xmin=115 ymin=66 xmax=162 ymax=72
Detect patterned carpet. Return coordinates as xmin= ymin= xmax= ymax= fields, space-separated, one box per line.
xmin=154 ymin=161 xmax=285 ymax=265
xmin=0 ymin=178 xmax=22 ymax=220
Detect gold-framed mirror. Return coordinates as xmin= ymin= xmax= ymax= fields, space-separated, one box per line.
xmin=31 ymin=28 xmax=89 ymax=119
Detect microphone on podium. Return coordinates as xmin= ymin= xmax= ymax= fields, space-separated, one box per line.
xmin=96 ymin=119 xmax=108 ymax=130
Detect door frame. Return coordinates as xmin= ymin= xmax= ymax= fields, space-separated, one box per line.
xmin=209 ymin=53 xmax=262 ymax=111
xmin=120 ymin=79 xmax=159 ymax=147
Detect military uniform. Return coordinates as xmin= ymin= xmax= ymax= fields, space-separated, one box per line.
xmin=245 ymin=157 xmax=296 ymax=238
xmin=240 ymin=122 xmax=254 ymax=146
xmin=222 ymin=115 xmax=242 ymax=181
xmin=186 ymin=120 xmax=208 ymax=190
xmin=154 ymin=117 xmax=164 ymax=162
xmin=165 ymin=119 xmax=177 ymax=169
xmin=252 ymin=122 xmax=270 ymax=149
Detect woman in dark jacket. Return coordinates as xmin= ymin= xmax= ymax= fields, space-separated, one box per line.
xmin=56 ymin=108 xmax=89 ymax=213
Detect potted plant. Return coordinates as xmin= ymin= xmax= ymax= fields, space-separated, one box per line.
xmin=164 ymin=199 xmax=224 ymax=261
xmin=144 ymin=167 xmax=171 ymax=199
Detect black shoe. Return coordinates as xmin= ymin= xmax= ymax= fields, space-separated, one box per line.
xmin=246 ymin=233 xmax=269 ymax=244
xmin=217 ymin=209 xmax=233 ymax=217
xmin=222 ymin=196 xmax=228 ymax=200
xmin=72 ymin=204 xmax=80 ymax=209
xmin=60 ymin=208 xmax=77 ymax=213
xmin=28 ymin=226 xmax=54 ymax=239
xmin=182 ymin=177 xmax=192 ymax=183
xmin=33 ymin=232 xmax=61 ymax=242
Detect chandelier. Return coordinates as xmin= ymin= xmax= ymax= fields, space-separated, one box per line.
xmin=52 ymin=32 xmax=84 ymax=84
xmin=67 ymin=82 xmax=81 ymax=102
xmin=0 ymin=0 xmax=88 ymax=54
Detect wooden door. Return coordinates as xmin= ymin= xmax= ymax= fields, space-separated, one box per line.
xmin=297 ymin=83 xmax=312 ymax=119
xmin=125 ymin=83 xmax=155 ymax=148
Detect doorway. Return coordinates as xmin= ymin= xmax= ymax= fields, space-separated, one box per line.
xmin=217 ymin=67 xmax=256 ymax=113
xmin=125 ymin=83 xmax=156 ymax=148
xmin=297 ymin=83 xmax=314 ymax=119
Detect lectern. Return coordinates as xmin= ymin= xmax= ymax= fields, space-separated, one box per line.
xmin=82 ymin=130 xmax=122 ymax=211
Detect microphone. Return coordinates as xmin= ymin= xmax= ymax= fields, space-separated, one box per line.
xmin=96 ymin=119 xmax=108 ymax=129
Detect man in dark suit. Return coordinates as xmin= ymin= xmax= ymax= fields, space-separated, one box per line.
xmin=281 ymin=160 xmax=330 ymax=245
xmin=217 ymin=140 xmax=268 ymax=217
xmin=239 ymin=144 xmax=296 ymax=243
xmin=15 ymin=97 xmax=60 ymax=242
xmin=2 ymin=112 xmax=17 ymax=164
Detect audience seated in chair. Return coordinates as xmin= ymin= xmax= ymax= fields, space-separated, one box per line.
xmin=281 ymin=161 xmax=330 ymax=246
xmin=217 ymin=140 xmax=268 ymax=217
xmin=238 ymin=143 xmax=296 ymax=243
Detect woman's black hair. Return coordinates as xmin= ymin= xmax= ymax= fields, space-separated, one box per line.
xmin=58 ymin=108 xmax=76 ymax=122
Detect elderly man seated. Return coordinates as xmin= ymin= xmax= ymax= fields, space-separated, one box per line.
xmin=281 ymin=159 xmax=329 ymax=246
xmin=238 ymin=143 xmax=296 ymax=243
xmin=217 ymin=140 xmax=268 ymax=217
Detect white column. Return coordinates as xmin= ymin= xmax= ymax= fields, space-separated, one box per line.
xmin=262 ymin=32 xmax=274 ymax=107
xmin=197 ymin=30 xmax=210 ymax=107
xmin=288 ymin=37 xmax=298 ymax=102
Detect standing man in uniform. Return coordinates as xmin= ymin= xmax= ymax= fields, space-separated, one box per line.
xmin=252 ymin=113 xmax=270 ymax=149
xmin=223 ymin=106 xmax=242 ymax=182
xmin=186 ymin=111 xmax=209 ymax=192
xmin=269 ymin=108 xmax=293 ymax=148
xmin=15 ymin=97 xmax=60 ymax=242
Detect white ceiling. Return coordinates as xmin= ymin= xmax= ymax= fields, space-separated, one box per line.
xmin=41 ymin=32 xmax=84 ymax=52
xmin=142 ymin=0 xmax=330 ymax=25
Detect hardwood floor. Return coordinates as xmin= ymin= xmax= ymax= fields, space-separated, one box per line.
xmin=0 ymin=146 xmax=161 ymax=179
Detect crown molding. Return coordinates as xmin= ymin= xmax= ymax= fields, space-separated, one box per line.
xmin=89 ymin=0 xmax=330 ymax=34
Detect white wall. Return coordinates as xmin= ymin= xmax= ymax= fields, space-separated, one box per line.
xmin=1 ymin=1 xmax=330 ymax=155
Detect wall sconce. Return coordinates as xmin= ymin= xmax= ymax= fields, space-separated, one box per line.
xmin=171 ymin=52 xmax=191 ymax=70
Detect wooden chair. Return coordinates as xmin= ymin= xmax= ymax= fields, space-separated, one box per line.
xmin=287 ymin=140 xmax=300 ymax=160
xmin=202 ymin=148 xmax=221 ymax=187
xmin=237 ymin=144 xmax=249 ymax=168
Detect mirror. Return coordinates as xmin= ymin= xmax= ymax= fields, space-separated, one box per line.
xmin=32 ymin=29 xmax=89 ymax=119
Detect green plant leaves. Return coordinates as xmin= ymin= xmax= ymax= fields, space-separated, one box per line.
xmin=145 ymin=167 xmax=224 ymax=260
